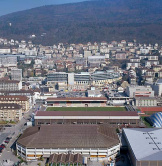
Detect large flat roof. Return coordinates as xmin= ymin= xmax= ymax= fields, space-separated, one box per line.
xmin=35 ymin=111 xmax=139 ymax=117
xmin=17 ymin=124 xmax=119 ymax=149
xmin=123 ymin=128 xmax=162 ymax=161
xmin=46 ymin=97 xmax=107 ymax=101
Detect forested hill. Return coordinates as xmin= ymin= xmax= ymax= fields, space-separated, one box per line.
xmin=0 ymin=0 xmax=162 ymax=45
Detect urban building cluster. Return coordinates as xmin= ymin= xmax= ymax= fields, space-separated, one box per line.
xmin=0 ymin=37 xmax=162 ymax=165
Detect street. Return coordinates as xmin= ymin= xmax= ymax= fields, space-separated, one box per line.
xmin=0 ymin=107 xmax=35 ymax=165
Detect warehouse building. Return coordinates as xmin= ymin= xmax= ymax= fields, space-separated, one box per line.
xmin=122 ymin=128 xmax=162 ymax=166
xmin=126 ymin=86 xmax=154 ymax=98
xmin=17 ymin=124 xmax=120 ymax=161
xmin=34 ymin=111 xmax=140 ymax=126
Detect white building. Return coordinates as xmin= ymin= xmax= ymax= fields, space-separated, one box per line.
xmin=126 ymin=86 xmax=154 ymax=98
xmin=17 ymin=125 xmax=120 ymax=161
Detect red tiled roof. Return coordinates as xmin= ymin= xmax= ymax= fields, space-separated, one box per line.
xmin=139 ymin=107 xmax=162 ymax=113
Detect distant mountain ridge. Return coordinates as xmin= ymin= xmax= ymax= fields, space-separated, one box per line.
xmin=0 ymin=0 xmax=162 ymax=45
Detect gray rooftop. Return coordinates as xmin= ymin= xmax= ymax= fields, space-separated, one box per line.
xmin=123 ymin=128 xmax=162 ymax=161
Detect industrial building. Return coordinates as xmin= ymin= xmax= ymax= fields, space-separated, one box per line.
xmin=47 ymin=70 xmax=121 ymax=90
xmin=126 ymin=86 xmax=154 ymax=98
xmin=17 ymin=124 xmax=120 ymax=161
xmin=46 ymin=97 xmax=107 ymax=107
xmin=34 ymin=111 xmax=140 ymax=126
xmin=122 ymin=128 xmax=162 ymax=166
xmin=134 ymin=97 xmax=157 ymax=106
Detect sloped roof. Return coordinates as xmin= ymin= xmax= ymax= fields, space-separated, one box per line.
xmin=123 ymin=128 xmax=162 ymax=161
xmin=17 ymin=124 xmax=119 ymax=149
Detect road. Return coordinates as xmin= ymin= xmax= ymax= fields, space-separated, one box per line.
xmin=0 ymin=107 xmax=35 ymax=164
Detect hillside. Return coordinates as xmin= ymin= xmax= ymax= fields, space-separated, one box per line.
xmin=0 ymin=0 xmax=162 ymax=45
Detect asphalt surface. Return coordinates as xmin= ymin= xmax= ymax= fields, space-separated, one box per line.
xmin=0 ymin=107 xmax=35 ymax=165
xmin=0 ymin=133 xmax=9 ymax=145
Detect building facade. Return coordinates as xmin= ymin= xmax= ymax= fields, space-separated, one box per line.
xmin=0 ymin=80 xmax=22 ymax=91
xmin=17 ymin=125 xmax=120 ymax=161
xmin=0 ymin=103 xmax=22 ymax=121
xmin=0 ymin=95 xmax=29 ymax=113
xmin=34 ymin=111 xmax=140 ymax=126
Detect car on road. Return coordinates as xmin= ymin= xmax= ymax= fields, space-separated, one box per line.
xmin=4 ymin=140 xmax=9 ymax=144
xmin=0 ymin=147 xmax=4 ymax=152
xmin=6 ymin=136 xmax=12 ymax=140
xmin=0 ymin=144 xmax=6 ymax=148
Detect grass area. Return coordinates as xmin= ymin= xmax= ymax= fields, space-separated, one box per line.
xmin=141 ymin=116 xmax=153 ymax=128
xmin=46 ymin=107 xmax=126 ymax=111
xmin=0 ymin=121 xmax=8 ymax=124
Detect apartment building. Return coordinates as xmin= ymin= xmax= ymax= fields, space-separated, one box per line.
xmin=11 ymin=68 xmax=22 ymax=81
xmin=0 ymin=103 xmax=22 ymax=121
xmin=0 ymin=95 xmax=29 ymax=113
xmin=0 ymin=80 xmax=22 ymax=91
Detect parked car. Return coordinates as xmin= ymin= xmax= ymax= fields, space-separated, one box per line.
xmin=0 ymin=144 xmax=6 ymax=148
xmin=6 ymin=136 xmax=12 ymax=140
xmin=0 ymin=147 xmax=4 ymax=152
xmin=4 ymin=140 xmax=9 ymax=144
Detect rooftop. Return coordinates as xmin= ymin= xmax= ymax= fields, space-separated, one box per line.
xmin=35 ymin=111 xmax=139 ymax=117
xmin=46 ymin=97 xmax=107 ymax=101
xmin=17 ymin=124 xmax=119 ymax=149
xmin=123 ymin=128 xmax=162 ymax=161
xmin=0 ymin=103 xmax=21 ymax=110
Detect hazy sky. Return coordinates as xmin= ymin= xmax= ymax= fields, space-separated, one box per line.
xmin=0 ymin=0 xmax=88 ymax=16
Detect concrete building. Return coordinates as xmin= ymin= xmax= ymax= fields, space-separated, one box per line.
xmin=0 ymin=90 xmax=36 ymax=105
xmin=134 ymin=97 xmax=157 ymax=106
xmin=122 ymin=128 xmax=162 ymax=166
xmin=152 ymin=79 xmax=162 ymax=96
xmin=34 ymin=111 xmax=140 ymax=126
xmin=17 ymin=124 xmax=120 ymax=161
xmin=0 ymin=80 xmax=22 ymax=91
xmin=87 ymin=90 xmax=102 ymax=97
xmin=11 ymin=68 xmax=22 ymax=81
xmin=0 ymin=56 xmax=17 ymax=67
xmin=46 ymin=97 xmax=107 ymax=107
xmin=88 ymin=56 xmax=105 ymax=64
xmin=0 ymin=103 xmax=22 ymax=121
xmin=47 ymin=70 xmax=121 ymax=90
xmin=84 ymin=50 xmax=92 ymax=58
xmin=126 ymin=86 xmax=154 ymax=98
xmin=0 ymin=95 xmax=29 ymax=113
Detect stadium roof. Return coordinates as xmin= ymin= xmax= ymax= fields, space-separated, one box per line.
xmin=46 ymin=97 xmax=107 ymax=101
xmin=35 ymin=111 xmax=139 ymax=117
xmin=17 ymin=124 xmax=119 ymax=149
xmin=123 ymin=128 xmax=162 ymax=161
